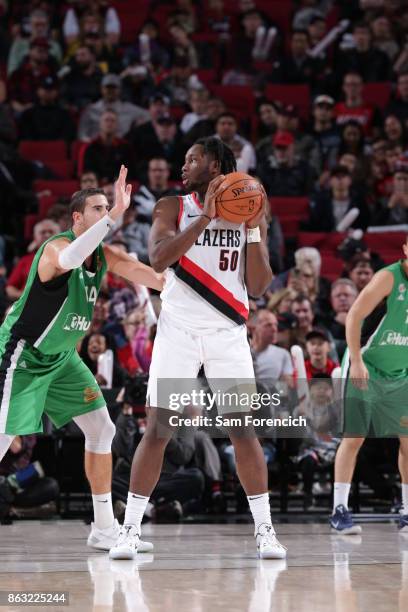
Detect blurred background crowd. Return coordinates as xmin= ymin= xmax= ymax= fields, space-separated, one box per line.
xmin=0 ymin=0 xmax=407 ymax=523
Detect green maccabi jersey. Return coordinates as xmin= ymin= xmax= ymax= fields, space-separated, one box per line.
xmin=360 ymin=260 xmax=408 ymax=376
xmin=0 ymin=230 xmax=107 ymax=355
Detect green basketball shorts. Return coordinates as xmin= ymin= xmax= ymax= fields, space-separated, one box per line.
xmin=342 ymin=357 xmax=408 ymax=438
xmin=0 ymin=335 xmax=106 ymax=435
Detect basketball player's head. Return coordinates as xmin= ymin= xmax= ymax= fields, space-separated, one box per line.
xmin=70 ymin=188 xmax=110 ymax=231
xmin=181 ymin=137 xmax=236 ymax=191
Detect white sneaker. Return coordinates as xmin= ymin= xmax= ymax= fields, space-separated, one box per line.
xmin=256 ymin=523 xmax=287 ymax=559
xmin=109 ymin=524 xmax=140 ymax=560
xmin=87 ymin=519 xmax=153 ymax=553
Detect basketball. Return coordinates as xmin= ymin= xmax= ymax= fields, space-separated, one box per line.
xmin=215 ymin=172 xmax=263 ymax=223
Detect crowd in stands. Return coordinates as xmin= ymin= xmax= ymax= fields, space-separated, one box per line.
xmin=1 ymin=0 xmax=408 ymax=520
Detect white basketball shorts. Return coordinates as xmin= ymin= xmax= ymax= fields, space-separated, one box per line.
xmin=146 ymin=310 xmax=256 ymax=410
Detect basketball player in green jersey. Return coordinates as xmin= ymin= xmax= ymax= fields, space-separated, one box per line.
xmin=0 ymin=165 xmax=163 ymax=552
xmin=330 ymin=238 xmax=408 ymax=534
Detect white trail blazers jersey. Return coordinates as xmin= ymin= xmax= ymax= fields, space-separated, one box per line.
xmin=160 ymin=192 xmax=249 ymax=330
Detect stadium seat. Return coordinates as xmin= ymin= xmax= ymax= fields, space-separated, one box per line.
xmin=38 ymin=194 xmax=58 ymax=218
xmin=363 ymin=83 xmax=391 ymax=111
xmin=34 ymin=179 xmax=80 ymax=197
xmin=210 ymin=84 xmax=255 ymax=118
xmin=265 ymin=84 xmax=310 ymax=121
xmin=364 ymin=231 xmax=406 ymax=251
xmin=278 ymin=215 xmax=302 ymax=237
xmin=45 ymin=159 xmax=73 ymax=179
xmin=270 ymin=197 xmax=309 ymax=218
xmin=297 ymin=231 xmax=346 ymax=252
xmin=24 ymin=214 xmax=40 ymax=241
xmin=19 ymin=140 xmax=68 ymax=163
xmin=320 ymin=255 xmax=344 ymax=280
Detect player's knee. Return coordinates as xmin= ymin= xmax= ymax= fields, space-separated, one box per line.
xmin=75 ymin=407 xmax=116 ymax=454
xmin=341 ymin=437 xmax=364 ymax=452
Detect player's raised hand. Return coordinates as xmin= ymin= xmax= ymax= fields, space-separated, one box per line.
xmin=246 ymin=184 xmax=267 ymax=229
xmin=109 ymin=165 xmax=132 ymax=222
xmin=203 ymin=174 xmax=225 ymax=219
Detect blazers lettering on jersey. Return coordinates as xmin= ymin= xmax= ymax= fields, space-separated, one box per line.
xmin=195 ymin=228 xmax=241 ymax=248
xmin=176 ymin=255 xmax=248 ymax=325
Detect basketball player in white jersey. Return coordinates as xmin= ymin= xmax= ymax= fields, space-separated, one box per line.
xmin=110 ymin=138 xmax=286 ymax=559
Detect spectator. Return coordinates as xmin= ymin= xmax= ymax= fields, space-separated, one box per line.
xmin=270 ymin=29 xmax=323 ymax=86
xmin=18 ymin=76 xmax=75 ymax=141
xmin=81 ymin=29 xmax=122 ymax=74
xmin=347 ymin=256 xmax=375 ymax=292
xmin=295 ymin=375 xmax=340 ymax=509
xmin=132 ymin=158 xmax=181 ymax=221
xmin=78 ymin=73 xmax=150 ymax=142
xmin=304 ymin=328 xmax=338 ymax=379
xmin=180 ymin=88 xmax=209 ymax=134
xmin=184 ymin=96 xmax=226 ymax=146
xmin=276 ymin=311 xmax=299 ymax=350
xmin=229 ymin=9 xmax=277 ymax=76
xmin=158 ymin=57 xmax=196 ymax=107
xmin=334 ymin=72 xmax=380 ymax=136
xmin=124 ymin=19 xmax=170 ymax=72
xmin=120 ymin=307 xmax=152 ymax=374
xmin=251 ymin=309 xmax=294 ymax=386
xmin=386 ymin=72 xmax=408 ymax=130
xmin=80 ymin=332 xmax=125 ymax=388
xmin=128 ymin=108 xmax=185 ymax=181
xmin=375 ymin=166 xmax=408 ymax=225
xmin=46 ymin=202 xmax=71 ymax=232
xmin=306 ymin=165 xmax=370 ymax=231
xmin=267 ymin=288 xmax=297 ymax=316
xmin=82 ymin=110 xmax=136 ymax=182
xmin=214 ymin=112 xmax=256 ymax=173
xmin=6 ymin=219 xmax=60 ymax=301
xmin=384 ymin=114 xmax=407 ymax=149
xmin=61 ymin=45 xmax=103 ymax=111
xmin=7 ymin=9 xmax=62 ymax=75
xmin=122 ymin=208 xmax=151 ymax=264
xmin=255 ymin=101 xmax=278 ymax=140
xmin=370 ymin=14 xmax=399 ymax=62
xmin=308 ymin=95 xmax=341 ymax=175
xmin=8 ymin=38 xmax=58 ymax=114
xmin=0 ymin=79 xmax=18 ymax=158
xmin=63 ymin=3 xmax=121 ymax=47
xmin=307 ymin=15 xmax=327 ymax=48
xmin=256 ymin=130 xmax=315 ymax=196
xmin=80 ymin=170 xmax=99 ymax=189
xmin=168 ymin=22 xmax=198 ymax=69
xmin=112 ymin=405 xmax=204 ymax=522
xmin=0 ymin=435 xmax=59 ymax=515
xmin=291 ymin=294 xmax=315 ymax=347
xmin=322 ymin=278 xmax=358 ymax=359
xmin=259 ymin=103 xmax=315 ymax=163
xmin=334 ymin=21 xmax=391 ymax=84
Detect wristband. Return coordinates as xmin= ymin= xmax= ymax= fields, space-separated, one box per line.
xmin=200 ymin=214 xmax=212 ymax=222
xmin=246 ymin=226 xmax=261 ymax=243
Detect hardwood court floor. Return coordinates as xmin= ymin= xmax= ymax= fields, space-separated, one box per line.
xmin=0 ymin=521 xmax=407 ymax=611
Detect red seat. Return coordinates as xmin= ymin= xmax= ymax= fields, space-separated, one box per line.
xmin=24 ymin=214 xmax=40 ymax=241
xmin=297 ymin=232 xmax=346 ymax=252
xmin=363 ymin=83 xmax=391 ymax=111
xmin=270 ymin=197 xmax=309 ymax=218
xmin=19 ymin=140 xmax=68 ymax=163
xmin=278 ymin=215 xmax=302 ymax=237
xmin=210 ymin=85 xmax=255 ymax=117
xmin=34 ymin=179 xmax=79 ymax=197
xmin=321 ymin=255 xmax=344 ymax=280
xmin=113 ymin=4 xmax=149 ymax=44
xmin=195 ymin=69 xmax=217 ymax=87
xmin=364 ymin=231 xmax=406 ymax=251
xmin=38 ymin=194 xmax=58 ymax=218
xmin=45 ymin=159 xmax=73 ymax=179
xmin=265 ymin=84 xmax=310 ymax=121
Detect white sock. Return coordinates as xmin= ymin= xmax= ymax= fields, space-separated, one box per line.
xmin=92 ymin=492 xmax=114 ymax=530
xmin=247 ymin=492 xmax=273 ymax=535
xmin=333 ymin=482 xmax=351 ymax=512
xmin=402 ymin=483 xmax=408 ymax=514
xmin=124 ymin=492 xmax=150 ymax=532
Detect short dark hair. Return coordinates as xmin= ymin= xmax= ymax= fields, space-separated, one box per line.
xmin=216 ymin=112 xmax=238 ymax=124
xmin=70 ymin=188 xmax=106 ymax=215
xmin=195 ymin=136 xmax=237 ymax=174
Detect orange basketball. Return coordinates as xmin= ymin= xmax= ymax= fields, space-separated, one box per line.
xmin=215 ymin=172 xmax=263 ymax=223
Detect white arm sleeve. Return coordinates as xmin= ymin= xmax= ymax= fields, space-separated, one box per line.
xmin=58 ymin=215 xmax=114 ymax=270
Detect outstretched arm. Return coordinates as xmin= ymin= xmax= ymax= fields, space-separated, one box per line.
xmin=104 ymin=245 xmax=164 ymax=291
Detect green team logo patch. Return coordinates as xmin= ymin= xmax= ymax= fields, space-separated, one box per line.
xmin=379 ymin=330 xmax=408 ymax=346
xmin=63 ymin=313 xmax=91 ymax=332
